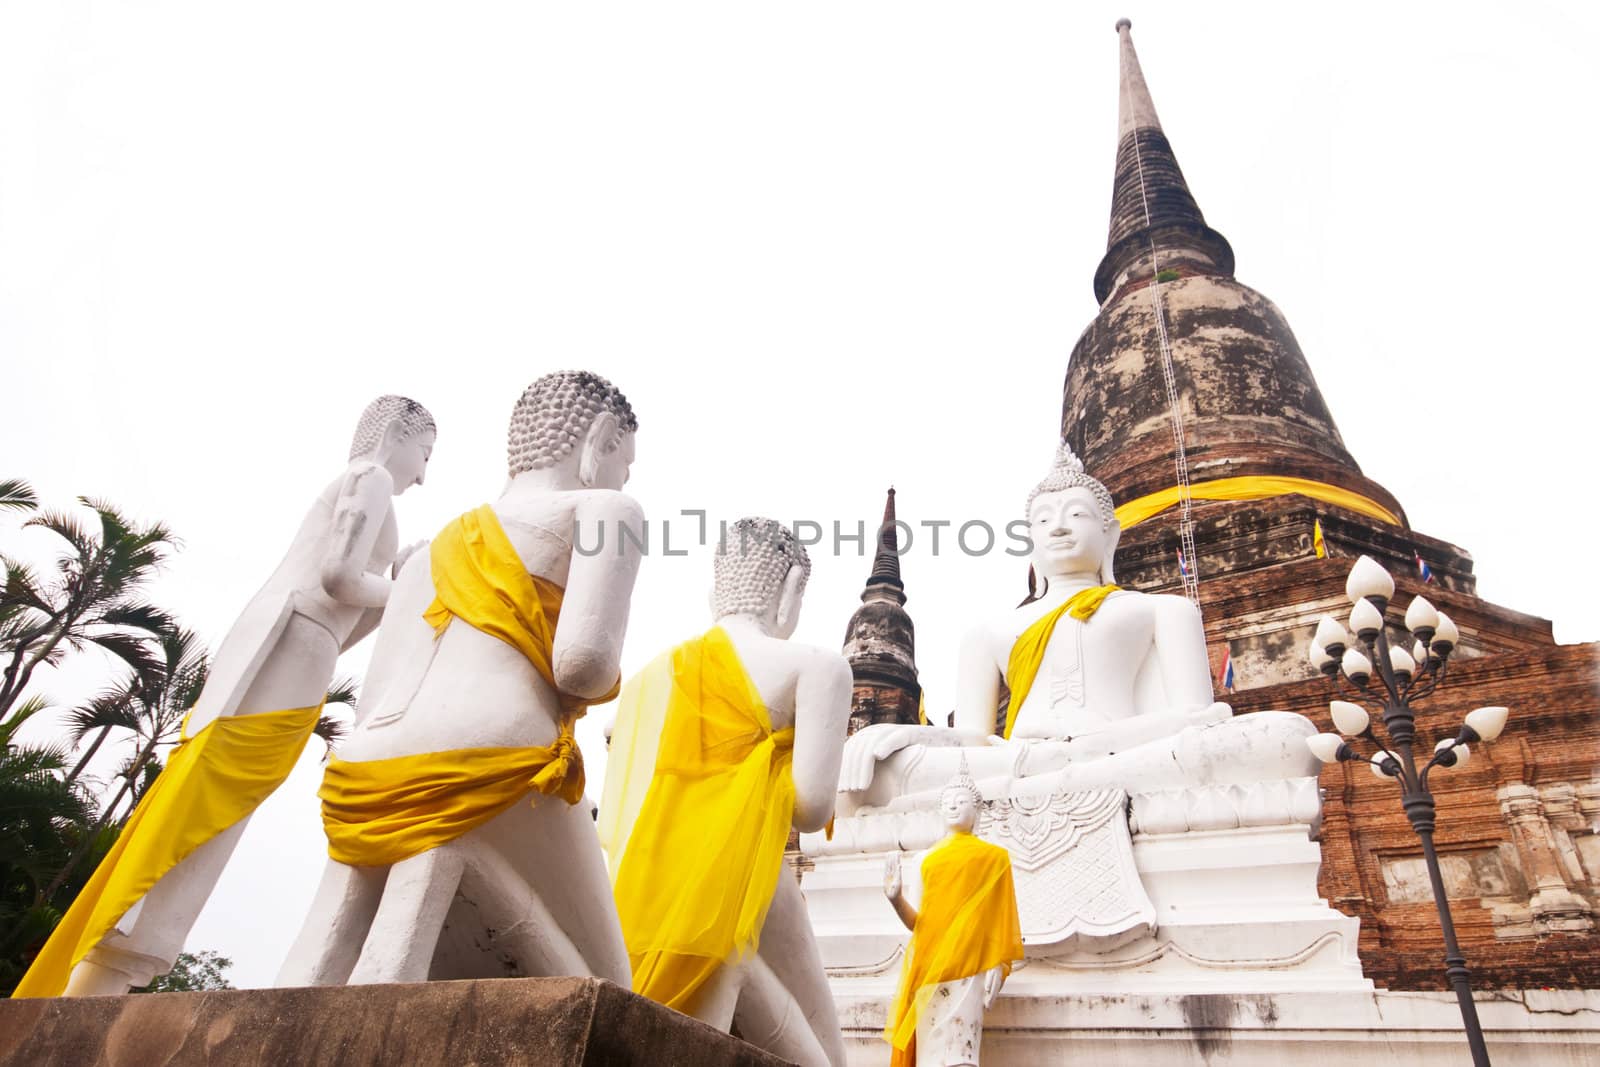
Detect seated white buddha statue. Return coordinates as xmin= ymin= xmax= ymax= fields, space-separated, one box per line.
xmin=838 ymin=443 xmax=1314 ymax=814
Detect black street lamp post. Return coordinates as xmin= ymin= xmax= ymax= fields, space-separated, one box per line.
xmin=1305 ymin=555 xmax=1508 ymax=1067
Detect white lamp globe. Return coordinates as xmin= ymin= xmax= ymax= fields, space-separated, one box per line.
xmin=1330 ymin=700 xmax=1370 ymax=736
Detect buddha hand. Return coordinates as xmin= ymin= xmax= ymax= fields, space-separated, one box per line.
xmin=839 ymin=723 xmax=961 ymax=793
xmin=982 ymin=966 xmax=1005 ymax=1009
xmin=1186 ymin=701 xmax=1233 ymax=728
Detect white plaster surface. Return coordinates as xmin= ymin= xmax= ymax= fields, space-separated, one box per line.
xmin=832 ymin=988 xmax=1600 ymax=1067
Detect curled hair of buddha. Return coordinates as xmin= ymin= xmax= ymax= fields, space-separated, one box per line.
xmin=1025 ymin=441 xmax=1116 ymax=532
xmin=349 ymin=396 xmax=436 ymax=461
xmin=507 ymin=371 xmax=638 ymax=477
xmin=712 ymin=518 xmax=812 ymax=620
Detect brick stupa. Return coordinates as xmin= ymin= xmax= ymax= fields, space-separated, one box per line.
xmin=1061 ymin=20 xmax=1599 ymax=989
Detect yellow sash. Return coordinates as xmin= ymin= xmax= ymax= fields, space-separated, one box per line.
xmin=885 ymin=831 xmax=1024 ymax=1067
xmin=317 ymin=504 xmax=617 ymax=868
xmin=1115 ymin=476 xmax=1401 ymax=530
xmin=609 ymin=627 xmax=795 ymax=1012
xmin=14 ymin=704 xmax=321 ymax=999
xmin=1002 ymin=584 xmax=1119 ymax=739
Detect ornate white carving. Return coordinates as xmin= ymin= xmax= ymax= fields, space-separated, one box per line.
xmin=979 ymin=787 xmax=1155 ymax=954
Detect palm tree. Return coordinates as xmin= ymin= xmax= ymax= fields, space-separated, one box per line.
xmin=44 ymin=637 xmax=357 ymax=900
xmin=40 ymin=628 xmax=206 ymax=900
xmin=0 ymin=495 xmax=176 ymax=732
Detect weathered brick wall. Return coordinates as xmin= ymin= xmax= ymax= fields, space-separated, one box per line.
xmin=1232 ymin=642 xmax=1600 ymax=990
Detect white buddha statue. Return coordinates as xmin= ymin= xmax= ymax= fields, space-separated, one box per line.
xmin=839 ymin=442 xmax=1311 ymax=814
xmin=31 ymin=396 xmax=436 ymax=999
xmin=601 ymin=518 xmax=853 ymax=1067
xmin=881 ymin=760 xmax=1022 ymax=1067
xmin=277 ymin=370 xmax=644 ymax=989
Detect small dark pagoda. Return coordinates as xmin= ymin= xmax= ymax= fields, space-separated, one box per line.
xmin=840 ymin=488 xmax=921 ymax=733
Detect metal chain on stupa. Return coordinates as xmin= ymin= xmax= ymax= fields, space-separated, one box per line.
xmin=1128 ymin=125 xmax=1202 ymax=609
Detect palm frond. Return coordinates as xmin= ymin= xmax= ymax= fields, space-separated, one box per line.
xmin=23 ymin=510 xmax=94 ymax=560
xmin=86 ymin=631 xmax=164 ymax=682
xmin=97 ymin=601 xmax=174 ymax=636
xmin=324 ymin=676 xmax=359 ymax=708
xmin=0 ymin=479 xmax=38 ymax=513
xmin=0 ymin=556 xmax=53 ymax=615
xmin=313 ymin=712 xmax=348 ymax=761
xmin=0 ymin=693 xmax=52 ymax=746
xmin=64 ymin=690 xmax=143 ymax=743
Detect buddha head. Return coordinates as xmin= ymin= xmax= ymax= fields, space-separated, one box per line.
xmin=939 ymin=755 xmax=982 ymax=834
xmin=350 ymin=395 xmax=437 ymax=495
xmin=711 ymin=518 xmax=812 ymax=639
xmin=507 ymin=371 xmax=638 ymax=490
xmin=1025 ymin=441 xmax=1119 ymax=587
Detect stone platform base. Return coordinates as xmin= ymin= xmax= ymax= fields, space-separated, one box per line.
xmin=0 ymin=976 xmax=789 ymax=1067
xmin=836 ymin=988 xmax=1600 ymax=1066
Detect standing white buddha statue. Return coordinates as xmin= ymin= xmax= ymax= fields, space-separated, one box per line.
xmin=278 ymin=370 xmax=643 ymax=989
xmin=601 ymin=518 xmax=853 ymax=1067
xmin=17 ymin=396 xmax=436 ymax=999
xmin=881 ymin=760 xmax=1023 ymax=1067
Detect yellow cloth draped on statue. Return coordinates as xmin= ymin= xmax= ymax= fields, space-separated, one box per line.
xmin=318 ymin=504 xmax=616 ymax=868
xmin=884 ymin=831 xmax=1024 ymax=1067
xmin=14 ymin=704 xmax=322 ymax=998
xmin=605 ymin=627 xmax=796 ymax=1012
xmin=1002 ymin=583 xmax=1120 ymax=739
xmin=1115 ymin=476 xmax=1401 ymax=530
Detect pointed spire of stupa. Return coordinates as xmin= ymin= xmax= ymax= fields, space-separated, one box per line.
xmin=1094 ymin=18 xmax=1235 ymax=303
xmin=863 ymin=487 xmax=905 ymax=604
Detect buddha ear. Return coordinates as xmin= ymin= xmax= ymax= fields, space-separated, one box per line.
xmin=374 ymin=417 xmax=406 ymax=461
xmin=774 ymin=564 xmax=806 ymax=637
xmin=578 ymin=411 xmax=620 ymax=488
xmin=1102 ymin=521 xmax=1122 ymax=585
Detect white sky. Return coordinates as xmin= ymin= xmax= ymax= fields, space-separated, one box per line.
xmin=3 ymin=2 xmax=1597 ymax=987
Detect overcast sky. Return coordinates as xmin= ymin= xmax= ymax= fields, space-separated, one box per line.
xmin=4 ymin=2 xmax=1597 ymax=987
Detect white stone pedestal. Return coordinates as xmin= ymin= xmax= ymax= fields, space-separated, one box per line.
xmin=802 ymin=778 xmax=1367 ymax=995
xmin=832 ymin=988 xmax=1600 ymax=1066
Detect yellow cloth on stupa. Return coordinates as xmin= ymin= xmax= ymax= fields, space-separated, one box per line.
xmin=318 ymin=504 xmax=616 ymax=868
xmin=1115 ymin=476 xmax=1400 ymax=530
xmin=14 ymin=703 xmax=322 ymax=998
xmin=607 ymin=627 xmax=796 ymax=1012
xmin=884 ymin=830 xmax=1024 ymax=1067
xmin=1002 ymin=583 xmax=1119 ymax=739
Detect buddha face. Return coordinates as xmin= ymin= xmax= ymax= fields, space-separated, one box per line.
xmin=1028 ymin=486 xmax=1109 ymax=580
xmin=382 ymin=429 xmax=435 ymax=495
xmin=939 ymin=785 xmax=979 ymax=833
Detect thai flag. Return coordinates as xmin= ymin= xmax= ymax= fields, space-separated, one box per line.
xmin=1177 ymin=549 xmax=1191 ymax=578
xmin=1218 ymin=647 xmax=1235 ymax=692
xmin=1415 ymin=553 xmax=1435 ymax=584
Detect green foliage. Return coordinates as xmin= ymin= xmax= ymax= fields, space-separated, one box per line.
xmin=0 ymin=490 xmax=178 ymax=729
xmin=0 ymin=482 xmax=189 ymax=994
xmin=1155 ymin=268 xmax=1180 ymax=283
xmin=133 ymin=949 xmax=234 ymax=993
xmin=0 ymin=742 xmax=108 ymax=996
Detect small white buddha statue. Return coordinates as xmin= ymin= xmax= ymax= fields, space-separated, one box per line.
xmin=277 ymin=371 xmax=644 ymax=989
xmin=840 ymin=442 xmax=1312 ymax=813
xmin=882 ymin=759 xmax=1022 ymax=1067
xmin=46 ymin=396 xmax=436 ymax=999
xmin=602 ymin=518 xmax=853 ymax=1067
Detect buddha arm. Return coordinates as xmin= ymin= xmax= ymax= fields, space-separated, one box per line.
xmin=952 ymin=622 xmax=1004 ymax=737
xmin=551 ymin=492 xmax=645 ymax=699
xmin=792 ymin=652 xmax=853 ymax=832
xmin=320 ymin=464 xmax=396 ymax=610
xmin=889 ymin=888 xmax=918 ymax=933
xmin=1151 ymin=595 xmax=1220 ymax=709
